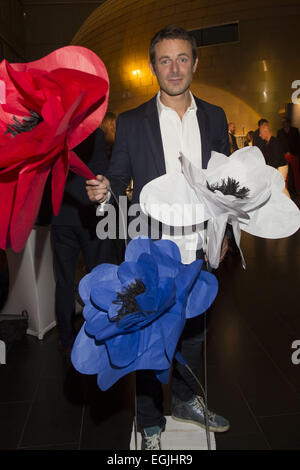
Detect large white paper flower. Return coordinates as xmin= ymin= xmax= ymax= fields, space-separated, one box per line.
xmin=140 ymin=146 xmax=300 ymax=269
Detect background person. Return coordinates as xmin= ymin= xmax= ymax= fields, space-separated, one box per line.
xmin=228 ymin=121 xmax=239 ymax=153
xmin=100 ymin=111 xmax=117 ymax=159
xmin=259 ymin=122 xmax=290 ymax=198
xmin=244 ymin=130 xmax=254 ymax=146
xmin=51 ymin=128 xmax=111 ymax=356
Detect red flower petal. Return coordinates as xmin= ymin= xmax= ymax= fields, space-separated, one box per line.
xmin=9 ymin=167 xmax=51 ymax=252
xmin=8 ymin=46 xmax=109 ymax=148
xmin=69 ymin=150 xmax=95 ymax=180
xmin=0 ymin=174 xmax=17 ymax=249
xmin=0 ymin=46 xmax=108 ymax=250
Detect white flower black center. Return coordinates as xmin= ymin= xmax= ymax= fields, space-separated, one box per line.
xmin=207 ymin=177 xmax=250 ymax=199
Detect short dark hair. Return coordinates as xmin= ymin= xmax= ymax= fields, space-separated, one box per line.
xmin=258 ymin=118 xmax=269 ymax=126
xmin=149 ymin=25 xmax=197 ymax=67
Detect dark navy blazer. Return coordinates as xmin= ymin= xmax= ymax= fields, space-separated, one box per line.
xmin=106 ymin=95 xmax=230 ymax=204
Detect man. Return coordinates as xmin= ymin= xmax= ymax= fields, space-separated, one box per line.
xmin=51 ymin=128 xmax=113 ymax=356
xmin=86 ymin=26 xmax=230 ymax=449
xmin=252 ymin=118 xmax=269 ymax=153
xmin=277 ymin=117 xmax=300 ymax=191
xmin=228 ymin=121 xmax=239 ymax=153
xmin=259 ymin=122 xmax=290 ymax=198
xmin=100 ymin=111 xmax=117 ymax=159
xmin=277 ymin=117 xmax=300 ymax=157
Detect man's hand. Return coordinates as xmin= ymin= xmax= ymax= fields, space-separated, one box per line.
xmin=86 ymin=175 xmax=110 ymax=203
xmin=219 ymin=234 xmax=229 ymax=263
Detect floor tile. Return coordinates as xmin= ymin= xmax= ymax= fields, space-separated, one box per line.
xmin=198 ymin=364 xmax=262 ymax=436
xmin=79 ymin=374 xmax=134 ymax=450
xmin=215 ymin=432 xmax=270 ymax=450
xmin=0 ymin=402 xmax=31 ymax=450
xmin=257 ymin=413 xmax=300 ymax=450
xmin=19 ymin=370 xmax=84 ymax=448
xmin=0 ymin=337 xmax=43 ymax=402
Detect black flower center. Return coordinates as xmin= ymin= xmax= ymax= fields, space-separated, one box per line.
xmin=207 ymin=177 xmax=250 ymax=199
xmin=5 ymin=110 xmax=43 ymax=138
xmin=112 ymin=279 xmax=146 ymax=324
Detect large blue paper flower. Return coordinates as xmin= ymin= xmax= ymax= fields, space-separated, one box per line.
xmin=71 ymin=237 xmax=218 ymax=391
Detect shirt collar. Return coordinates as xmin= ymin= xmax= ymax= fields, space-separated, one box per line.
xmin=156 ymin=90 xmax=197 ymax=117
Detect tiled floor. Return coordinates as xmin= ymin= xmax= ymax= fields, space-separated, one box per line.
xmin=0 ymin=198 xmax=299 ymax=450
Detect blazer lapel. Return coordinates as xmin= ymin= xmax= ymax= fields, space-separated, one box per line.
xmin=143 ymin=97 xmax=166 ymax=176
xmin=194 ymin=96 xmax=211 ymax=169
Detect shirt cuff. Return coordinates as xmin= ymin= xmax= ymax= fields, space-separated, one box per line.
xmin=96 ymin=191 xmax=111 ymax=215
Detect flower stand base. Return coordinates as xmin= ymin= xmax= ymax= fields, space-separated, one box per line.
xmin=130 ymin=416 xmax=216 ymax=450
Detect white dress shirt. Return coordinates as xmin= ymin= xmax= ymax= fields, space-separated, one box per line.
xmin=157 ymin=91 xmax=205 ymax=264
xmin=157 ymin=91 xmax=202 ymax=172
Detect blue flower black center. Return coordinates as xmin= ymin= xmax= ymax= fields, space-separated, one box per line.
xmin=112 ymin=279 xmax=147 ymax=323
xmin=207 ymin=177 xmax=250 ymax=199
xmin=5 ymin=110 xmax=43 ymax=138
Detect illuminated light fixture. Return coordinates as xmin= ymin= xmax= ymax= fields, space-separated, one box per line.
xmin=132 ymin=69 xmax=141 ymax=76
xmin=262 ymin=60 xmax=268 ymax=72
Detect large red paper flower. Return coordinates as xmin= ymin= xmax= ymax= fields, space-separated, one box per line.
xmin=0 ymin=46 xmax=109 ymax=251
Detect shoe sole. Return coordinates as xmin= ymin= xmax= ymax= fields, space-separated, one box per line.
xmin=171 ymin=414 xmax=230 ymax=433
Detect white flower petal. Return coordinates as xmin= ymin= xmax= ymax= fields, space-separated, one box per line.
xmin=140 ymin=171 xmax=208 ymax=227
xmin=241 ymin=190 xmax=300 ymax=238
xmin=207 ymin=151 xmax=230 ymax=171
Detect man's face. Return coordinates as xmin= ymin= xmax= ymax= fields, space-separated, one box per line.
xmin=150 ymin=39 xmax=198 ymax=97
xmin=229 ymin=123 xmax=236 ymax=134
xmin=259 ymin=123 xmax=271 ymax=141
xmin=282 ymin=119 xmax=290 ymax=131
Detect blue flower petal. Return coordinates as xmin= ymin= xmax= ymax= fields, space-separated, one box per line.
xmin=126 ymin=237 xmax=182 ymax=278
xmin=110 ymin=278 xmax=176 ymax=332
xmin=116 ymin=256 xmax=159 ymax=315
xmin=150 ymin=241 xmax=182 ymax=278
xmin=84 ymin=309 xmax=120 ymax=341
xmin=155 ymin=367 xmax=171 ymax=384
xmin=105 ymin=330 xmax=140 ymax=367
xmin=136 ymin=276 xmax=175 ymax=317
xmin=97 ymin=336 xmax=171 ymax=391
xmin=118 ymin=256 xmax=158 ymax=288
xmin=124 ymin=237 xmax=153 ymax=262
xmin=154 ymin=239 xmax=182 ymax=262
xmin=71 ymin=325 xmax=106 ymax=375
xmin=185 ymin=270 xmax=219 ymax=318
xmin=159 ymin=307 xmax=185 ymax=362
xmin=175 ymin=259 xmax=203 ymax=304
xmin=79 ymin=263 xmax=119 ymax=305
xmin=78 ymin=272 xmax=93 ymax=305
xmin=82 ymin=303 xmax=99 ymax=321
xmin=90 ymin=278 xmax=122 ymax=312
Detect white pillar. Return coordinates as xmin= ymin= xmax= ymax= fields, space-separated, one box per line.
xmin=1 ymin=226 xmax=56 ymax=340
